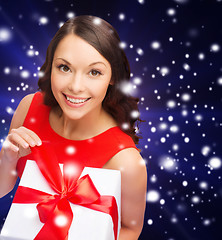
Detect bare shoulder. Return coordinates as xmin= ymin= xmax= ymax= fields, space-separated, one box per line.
xmin=104 ymin=148 xmax=147 ymax=188
xmin=104 ymin=148 xmax=147 ymax=236
xmin=9 ymin=93 xmax=35 ymax=131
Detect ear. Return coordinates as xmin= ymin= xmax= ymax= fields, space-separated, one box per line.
xmin=109 ymin=78 xmax=114 ymax=85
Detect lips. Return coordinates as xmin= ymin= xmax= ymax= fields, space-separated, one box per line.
xmin=63 ymin=93 xmax=91 ymax=104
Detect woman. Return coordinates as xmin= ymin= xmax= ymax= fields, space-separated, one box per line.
xmin=0 ymin=16 xmax=147 ymax=239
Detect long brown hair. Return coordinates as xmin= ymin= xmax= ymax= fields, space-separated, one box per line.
xmin=38 ymin=15 xmax=142 ymax=144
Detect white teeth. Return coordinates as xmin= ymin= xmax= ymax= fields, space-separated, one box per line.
xmin=66 ymin=95 xmax=89 ymax=104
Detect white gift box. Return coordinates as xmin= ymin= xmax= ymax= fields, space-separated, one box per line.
xmin=1 ymin=160 xmax=121 ymax=240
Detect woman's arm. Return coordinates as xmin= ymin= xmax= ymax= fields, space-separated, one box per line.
xmin=104 ymin=148 xmax=147 ymax=240
xmin=0 ymin=93 xmax=41 ymax=197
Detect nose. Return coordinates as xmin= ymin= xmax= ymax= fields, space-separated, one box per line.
xmin=68 ymin=72 xmax=84 ymax=93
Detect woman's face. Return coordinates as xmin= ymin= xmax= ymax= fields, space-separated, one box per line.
xmin=51 ymin=34 xmax=112 ymax=120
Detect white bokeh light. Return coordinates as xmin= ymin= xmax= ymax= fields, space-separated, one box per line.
xmin=147 ymin=219 xmax=153 ymax=225
xmin=66 ymin=12 xmax=75 ymax=19
xmin=173 ymin=0 xmax=189 ymax=3
xmin=199 ymin=181 xmax=208 ymax=190
xmin=118 ymin=81 xmax=134 ymax=95
xmin=133 ymin=77 xmax=142 ymax=85
xmin=159 ymin=155 xmax=177 ymax=172
xmin=151 ymin=127 xmax=156 ymax=133
xmin=159 ymin=123 xmax=168 ymax=131
xmin=183 ymin=63 xmax=191 ymax=71
xmin=147 ymin=190 xmax=160 ymax=203
xmin=171 ymin=215 xmax=178 ymax=223
xmin=172 ymin=144 xmax=179 ymax=151
xmin=136 ymin=48 xmax=144 ymax=56
xmin=217 ymin=77 xmax=222 ymax=85
xmin=119 ymin=13 xmax=126 ymax=21
xmin=93 ymin=17 xmax=102 ymax=25
xmin=208 ymin=156 xmax=221 ymax=169
xmin=181 ymin=93 xmax=191 ymax=102
xmin=181 ymin=109 xmax=188 ymax=117
xmin=137 ymin=0 xmax=145 ymax=4
xmin=58 ymin=21 xmax=64 ymax=28
xmin=194 ymin=114 xmax=203 ymax=122
xmin=198 ymin=53 xmax=205 ymax=60
xmin=168 ymin=116 xmax=173 ymax=122
xmin=54 ymin=215 xmax=68 ymax=227
xmin=64 ymin=163 xmax=79 ymax=177
xmin=160 ymin=66 xmax=170 ymax=76
xmin=6 ymin=106 xmax=14 ymax=115
xmin=0 ymin=28 xmax=12 ymax=42
xmin=201 ymin=146 xmax=211 ymax=156
xmin=4 ymin=67 xmax=11 ymax=74
xmin=167 ymin=100 xmax=176 ymax=108
xmin=130 ymin=110 xmax=140 ymax=119
xmin=182 ymin=181 xmax=188 ymax=187
xmin=191 ymin=195 xmax=200 ymax=204
xmin=203 ymin=219 xmax=211 ymax=226
xmin=20 ymin=70 xmax=30 ymax=79
xmin=151 ymin=41 xmax=161 ymax=50
xmin=119 ymin=41 xmax=127 ymax=49
xmin=150 ymin=174 xmax=157 ymax=183
xmin=210 ymin=43 xmax=220 ymax=52
xmin=38 ymin=71 xmax=45 ymax=78
xmin=170 ymin=125 xmax=179 ymax=133
xmin=27 ymin=49 xmax=35 ymax=57
xmin=167 ymin=8 xmax=176 ymax=16
xmin=121 ymin=122 xmax=130 ymax=130
xmin=39 ymin=16 xmax=49 ymax=25
xmin=160 ymin=137 xmax=166 ymax=143
xmin=66 ymin=146 xmax=76 ymax=155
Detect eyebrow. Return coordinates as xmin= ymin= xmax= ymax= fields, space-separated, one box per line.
xmin=55 ymin=58 xmax=107 ymax=68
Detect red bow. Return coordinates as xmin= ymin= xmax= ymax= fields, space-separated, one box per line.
xmin=13 ymin=144 xmax=118 ymax=240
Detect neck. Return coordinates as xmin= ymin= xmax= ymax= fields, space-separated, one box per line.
xmin=60 ymin=105 xmax=106 ymax=140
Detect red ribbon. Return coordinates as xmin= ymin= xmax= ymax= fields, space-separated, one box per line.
xmin=13 ymin=144 xmax=119 ymax=240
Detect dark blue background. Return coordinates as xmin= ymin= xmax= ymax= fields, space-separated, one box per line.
xmin=0 ymin=0 xmax=222 ymax=239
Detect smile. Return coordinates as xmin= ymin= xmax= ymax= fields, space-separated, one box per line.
xmin=63 ymin=94 xmax=91 ymax=104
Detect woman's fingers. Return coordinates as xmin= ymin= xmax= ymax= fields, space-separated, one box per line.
xmin=2 ymin=127 xmax=42 ymax=162
xmin=19 ymin=127 xmax=42 ymax=146
xmin=8 ymin=130 xmax=31 ymax=149
xmin=9 ymin=127 xmax=42 ymax=148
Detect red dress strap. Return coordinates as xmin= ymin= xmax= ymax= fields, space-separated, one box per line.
xmin=17 ymin=92 xmax=49 ymax=178
xmin=23 ymin=91 xmax=49 ymax=132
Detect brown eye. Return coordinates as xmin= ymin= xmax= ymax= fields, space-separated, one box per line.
xmin=59 ymin=64 xmax=70 ymax=73
xmin=90 ymin=69 xmax=101 ymax=77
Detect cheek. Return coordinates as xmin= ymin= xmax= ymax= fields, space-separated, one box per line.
xmin=51 ymin=71 xmax=58 ymax=88
xmin=51 ymin=71 xmax=66 ymax=90
xmin=94 ymin=83 xmax=110 ymax=100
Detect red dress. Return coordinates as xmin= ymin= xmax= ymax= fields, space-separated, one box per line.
xmin=17 ymin=91 xmax=138 ymax=179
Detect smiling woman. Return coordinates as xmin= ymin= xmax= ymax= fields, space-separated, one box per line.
xmin=0 ymin=15 xmax=147 ymax=240
xmin=38 ymin=16 xmax=141 ymax=143
xmin=49 ymin=34 xmax=112 ymax=126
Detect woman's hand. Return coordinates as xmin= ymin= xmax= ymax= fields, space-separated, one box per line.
xmin=0 ymin=126 xmax=41 ymax=197
xmin=2 ymin=126 xmax=42 ymax=164
xmin=0 ymin=94 xmax=36 ymax=197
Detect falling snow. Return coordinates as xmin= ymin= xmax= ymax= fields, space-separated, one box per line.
xmin=0 ymin=1 xmax=221 ymax=240
xmin=0 ymin=28 xmax=12 ymax=42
